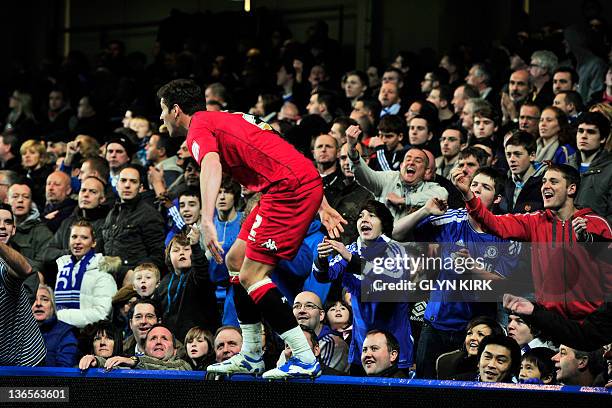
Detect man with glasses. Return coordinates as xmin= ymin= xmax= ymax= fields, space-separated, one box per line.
xmin=292 ymin=291 xmax=349 ymax=373
xmin=528 ymin=50 xmax=558 ymax=109
xmin=123 ymin=299 xmax=160 ymax=356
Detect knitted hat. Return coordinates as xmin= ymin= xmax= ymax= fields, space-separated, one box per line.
xmin=106 ymin=134 xmax=136 ymax=158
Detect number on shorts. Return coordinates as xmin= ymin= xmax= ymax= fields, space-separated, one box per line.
xmin=249 ymin=214 xmax=263 ymax=241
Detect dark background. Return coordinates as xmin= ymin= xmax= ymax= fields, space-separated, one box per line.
xmin=3 ymin=0 xmax=611 ymax=77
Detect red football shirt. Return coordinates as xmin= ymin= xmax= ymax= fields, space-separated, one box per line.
xmin=186 ymin=111 xmax=318 ymax=192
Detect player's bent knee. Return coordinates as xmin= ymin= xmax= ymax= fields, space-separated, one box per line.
xmin=239 ymin=259 xmax=273 ymax=288
xmin=226 ymin=250 xmax=243 ymax=273
xmin=226 ymin=241 xmax=246 ymax=272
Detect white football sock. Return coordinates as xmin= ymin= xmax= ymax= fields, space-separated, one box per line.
xmin=279 ymin=326 xmax=316 ymax=364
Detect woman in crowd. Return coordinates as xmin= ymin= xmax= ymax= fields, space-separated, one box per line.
xmin=78 ymin=320 xmax=125 ymax=369
xmin=20 ymin=139 xmax=54 ymax=209
xmin=4 ymin=90 xmax=37 ymax=138
xmin=184 ymin=326 xmax=215 ymax=371
xmin=31 ymin=284 xmax=79 ymax=367
xmin=54 ymin=220 xmax=117 ymax=328
xmin=536 ymin=106 xmax=577 ymax=167
xmin=435 ymin=316 xmax=505 ymax=380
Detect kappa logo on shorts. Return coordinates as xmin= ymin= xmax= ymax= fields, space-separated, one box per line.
xmin=261 ymin=239 xmax=278 ymax=252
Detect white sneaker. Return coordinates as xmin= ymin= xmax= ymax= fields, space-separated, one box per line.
xmin=206 ymin=352 xmax=265 ymax=375
xmin=262 ymin=356 xmax=321 ymax=379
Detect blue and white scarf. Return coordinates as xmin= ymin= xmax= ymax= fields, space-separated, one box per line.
xmin=54 ymin=250 xmax=96 ymax=310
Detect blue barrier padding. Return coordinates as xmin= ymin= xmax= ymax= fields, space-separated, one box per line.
xmin=0 ymin=367 xmax=610 ymax=395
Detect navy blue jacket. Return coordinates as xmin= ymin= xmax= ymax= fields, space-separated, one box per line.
xmin=39 ymin=317 xmax=79 ymax=367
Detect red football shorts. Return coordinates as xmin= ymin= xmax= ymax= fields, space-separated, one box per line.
xmin=238 ymin=179 xmax=324 ymax=266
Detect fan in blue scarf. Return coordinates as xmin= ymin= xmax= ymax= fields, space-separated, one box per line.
xmin=54 ymin=249 xmax=96 ymax=310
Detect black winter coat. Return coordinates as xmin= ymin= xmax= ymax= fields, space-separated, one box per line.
xmin=101 ymin=194 xmax=165 ymax=280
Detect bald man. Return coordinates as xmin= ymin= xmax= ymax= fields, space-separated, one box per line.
xmin=291 ymin=291 xmax=349 ymax=373
xmin=43 ymin=171 xmax=77 ymax=233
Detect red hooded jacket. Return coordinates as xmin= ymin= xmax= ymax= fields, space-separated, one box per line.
xmin=466 ymin=196 xmax=612 ymax=320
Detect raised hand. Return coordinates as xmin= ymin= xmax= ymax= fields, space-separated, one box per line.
xmin=345 ymin=125 xmax=362 ymax=147
xmin=503 ymin=293 xmax=535 ymax=315
xmin=450 ymin=167 xmax=472 ymax=200
xmin=325 ymin=238 xmax=352 ymax=261
xmin=319 ymin=202 xmax=348 ymax=239
xmin=201 ymin=221 xmax=224 ymax=264
xmin=424 ymin=197 xmax=448 ymax=216
xmin=187 ymin=224 xmax=201 ymax=246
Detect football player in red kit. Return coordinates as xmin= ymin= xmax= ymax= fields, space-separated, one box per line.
xmin=158 ymin=79 xmax=346 ymax=378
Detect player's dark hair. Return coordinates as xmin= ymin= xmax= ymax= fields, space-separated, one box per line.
xmin=157 ymin=79 xmax=206 ymax=116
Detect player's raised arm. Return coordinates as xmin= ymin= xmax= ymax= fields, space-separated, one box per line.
xmin=199 ymin=152 xmax=224 ymax=264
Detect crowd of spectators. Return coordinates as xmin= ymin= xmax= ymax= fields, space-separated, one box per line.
xmin=0 ymin=11 xmax=611 ymax=388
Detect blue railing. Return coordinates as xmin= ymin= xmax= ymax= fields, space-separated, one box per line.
xmin=0 ymin=367 xmax=609 ymax=395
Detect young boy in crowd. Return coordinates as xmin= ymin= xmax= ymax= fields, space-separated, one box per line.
xmin=501 ymin=131 xmax=546 ymax=214
xmin=132 ymin=263 xmax=161 ymax=299
xmin=519 ymin=347 xmax=557 ymax=384
xmin=471 ymin=104 xmax=499 ymax=145
xmin=368 ymin=115 xmax=406 ymax=171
